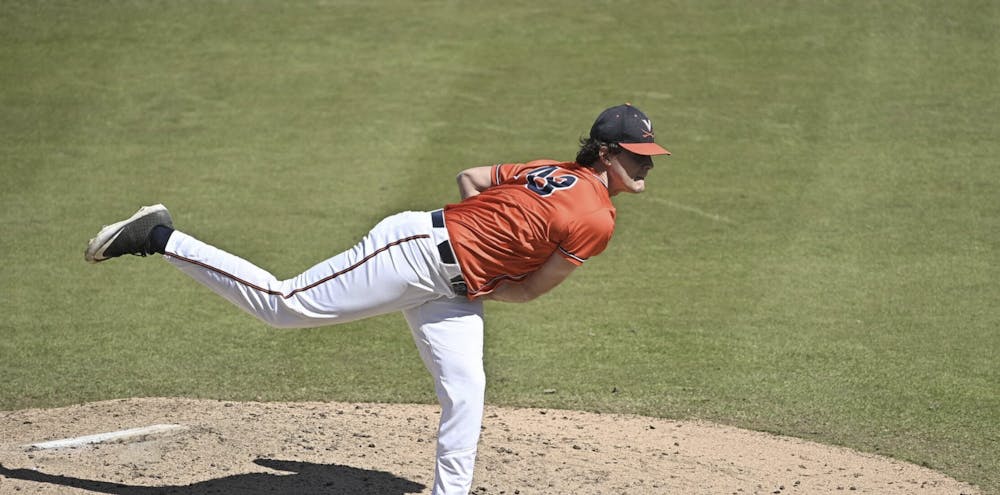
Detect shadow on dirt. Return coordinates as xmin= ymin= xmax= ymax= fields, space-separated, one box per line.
xmin=0 ymin=458 xmax=426 ymax=494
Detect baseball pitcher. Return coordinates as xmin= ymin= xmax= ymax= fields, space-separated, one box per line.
xmin=84 ymin=104 xmax=670 ymax=495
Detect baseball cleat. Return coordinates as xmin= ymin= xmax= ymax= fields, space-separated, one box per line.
xmin=84 ymin=204 xmax=173 ymax=263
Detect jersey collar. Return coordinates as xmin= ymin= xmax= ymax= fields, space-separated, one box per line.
xmin=582 ymin=165 xmax=609 ymax=190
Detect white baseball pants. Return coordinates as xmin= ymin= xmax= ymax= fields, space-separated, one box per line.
xmin=163 ymin=210 xmax=485 ymax=495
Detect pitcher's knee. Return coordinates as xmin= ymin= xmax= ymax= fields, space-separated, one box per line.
xmin=437 ymin=372 xmax=485 ymax=409
xmin=252 ymin=295 xmax=325 ymax=329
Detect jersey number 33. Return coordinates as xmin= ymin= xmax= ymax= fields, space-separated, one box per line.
xmin=525 ymin=165 xmax=577 ymax=197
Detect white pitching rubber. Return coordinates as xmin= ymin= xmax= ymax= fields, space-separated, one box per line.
xmin=24 ymin=424 xmax=185 ymax=450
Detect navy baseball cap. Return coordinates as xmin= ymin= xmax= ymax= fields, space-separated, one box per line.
xmin=590 ymin=103 xmax=671 ymax=156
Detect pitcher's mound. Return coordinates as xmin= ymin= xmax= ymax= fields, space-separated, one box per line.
xmin=0 ymin=398 xmax=980 ymax=494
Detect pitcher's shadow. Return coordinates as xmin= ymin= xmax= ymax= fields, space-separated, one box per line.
xmin=0 ymin=458 xmax=425 ymax=494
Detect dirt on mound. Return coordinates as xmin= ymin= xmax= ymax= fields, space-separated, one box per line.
xmin=0 ymin=398 xmax=980 ymax=494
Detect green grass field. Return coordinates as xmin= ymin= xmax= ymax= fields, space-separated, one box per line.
xmin=2 ymin=0 xmax=998 ymax=492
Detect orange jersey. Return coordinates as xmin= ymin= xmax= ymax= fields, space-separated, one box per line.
xmin=443 ymin=160 xmax=616 ymax=298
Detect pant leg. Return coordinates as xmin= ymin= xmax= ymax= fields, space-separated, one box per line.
xmin=403 ymin=297 xmax=486 ymax=495
xmin=163 ymin=211 xmax=450 ymax=328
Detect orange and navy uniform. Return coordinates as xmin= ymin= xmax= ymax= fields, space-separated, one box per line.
xmin=443 ymin=159 xmax=616 ymax=298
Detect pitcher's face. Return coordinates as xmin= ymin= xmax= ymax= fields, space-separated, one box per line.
xmin=607 ymin=149 xmax=655 ymax=196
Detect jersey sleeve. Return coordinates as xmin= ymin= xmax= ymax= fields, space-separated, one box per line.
xmin=557 ymin=209 xmax=615 ymax=265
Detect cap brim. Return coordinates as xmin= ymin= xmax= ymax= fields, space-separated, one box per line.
xmin=620 ymin=142 xmax=671 ymax=156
